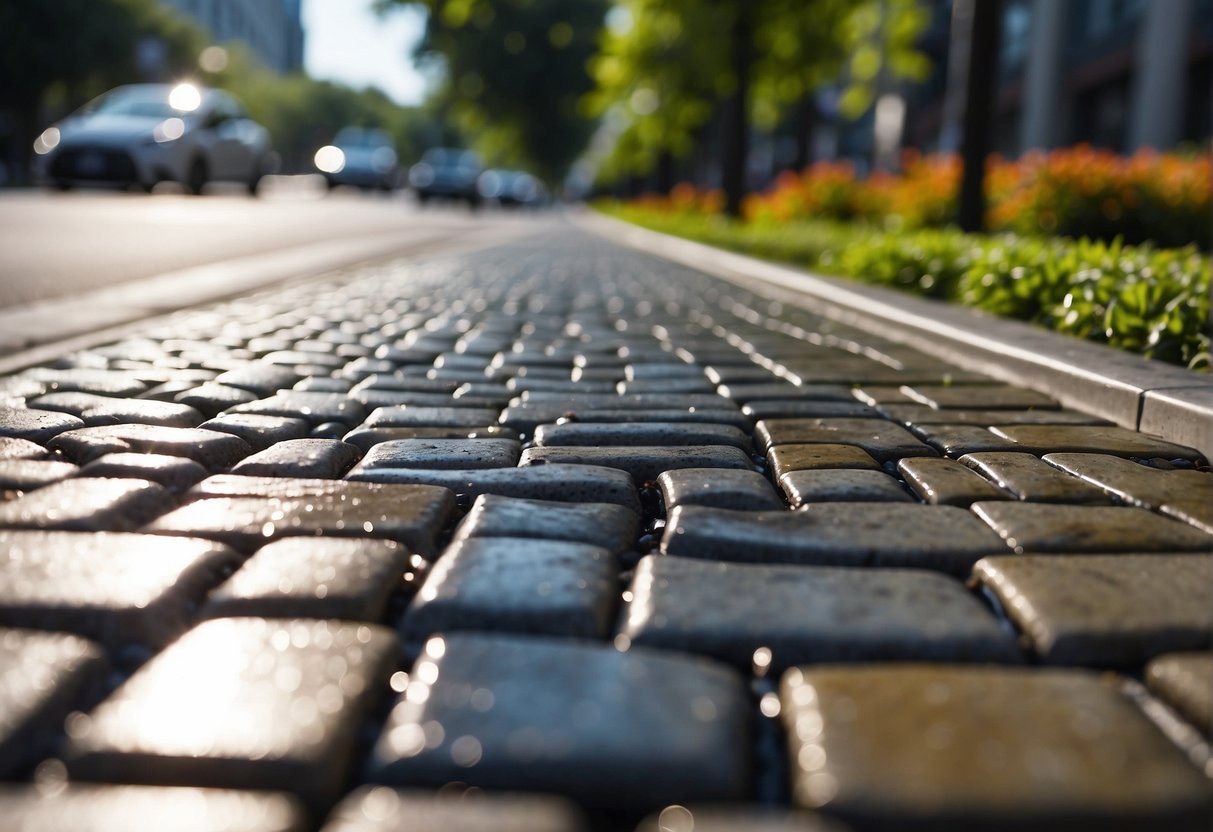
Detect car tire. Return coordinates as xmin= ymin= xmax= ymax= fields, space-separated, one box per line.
xmin=247 ymin=173 xmax=262 ymax=197
xmin=53 ymin=180 xmax=72 ymax=192
xmin=186 ymin=158 xmax=208 ymax=196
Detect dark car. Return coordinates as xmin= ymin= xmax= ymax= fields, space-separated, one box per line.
xmin=313 ymin=127 xmax=398 ymax=191
xmin=408 ymin=148 xmax=483 ymax=206
xmin=477 ymin=169 xmax=546 ymax=207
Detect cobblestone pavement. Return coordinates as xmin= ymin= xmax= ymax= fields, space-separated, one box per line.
xmin=0 ymin=226 xmax=1210 ymax=831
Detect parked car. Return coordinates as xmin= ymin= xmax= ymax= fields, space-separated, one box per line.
xmin=477 ymin=168 xmax=546 ymax=207
xmin=313 ymin=127 xmax=399 ymax=191
xmin=408 ymin=148 xmax=483 ymax=206
xmin=32 ymin=82 xmax=273 ymax=195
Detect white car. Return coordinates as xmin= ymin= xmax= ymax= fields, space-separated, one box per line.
xmin=32 ymin=82 xmax=273 ymax=195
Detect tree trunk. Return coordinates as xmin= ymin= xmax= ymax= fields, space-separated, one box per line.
xmin=793 ymin=95 xmax=815 ymax=171
xmin=721 ymin=7 xmax=752 ymax=218
xmin=655 ymin=150 xmax=675 ymax=194
xmin=957 ymin=0 xmax=1002 ymax=233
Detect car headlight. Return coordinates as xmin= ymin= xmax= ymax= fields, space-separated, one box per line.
xmin=153 ymin=117 xmax=186 ymax=144
xmin=314 ymin=145 xmax=345 ymax=174
xmin=409 ymin=163 xmax=434 ymax=187
xmin=33 ymin=127 xmax=60 ymax=155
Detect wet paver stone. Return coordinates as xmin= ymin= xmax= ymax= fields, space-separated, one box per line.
xmin=0 ymin=228 xmax=1209 ymax=825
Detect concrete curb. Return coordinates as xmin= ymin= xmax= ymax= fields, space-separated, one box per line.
xmin=577 ymin=211 xmax=1213 ymax=460
xmin=0 ymin=224 xmax=539 ymax=377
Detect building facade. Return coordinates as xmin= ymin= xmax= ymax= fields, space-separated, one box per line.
xmin=161 ymin=0 xmax=304 ymax=74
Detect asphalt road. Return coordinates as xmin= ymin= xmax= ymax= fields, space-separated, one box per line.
xmin=0 ymin=177 xmax=535 ymax=309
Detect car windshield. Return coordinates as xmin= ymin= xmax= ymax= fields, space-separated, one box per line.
xmin=85 ymin=88 xmax=179 ymax=119
xmin=422 ymin=148 xmax=481 ymax=170
xmin=335 ymin=128 xmax=391 ymax=149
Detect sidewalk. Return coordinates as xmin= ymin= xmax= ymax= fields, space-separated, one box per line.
xmin=0 ymin=220 xmax=1209 ymax=831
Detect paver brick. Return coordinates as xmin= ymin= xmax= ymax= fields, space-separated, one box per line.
xmin=352 ymin=437 xmax=521 ymax=471
xmin=349 ymin=463 xmax=641 ymax=515
xmin=1146 ymin=653 xmax=1212 ymax=736
xmin=65 ymin=618 xmax=399 ymax=815
xmin=231 ymin=392 xmax=365 ymax=428
xmin=778 ymin=469 xmax=913 ymax=507
xmin=0 ymin=628 xmax=108 ymax=777
xmin=402 ymin=537 xmax=617 ymax=643
xmin=202 ymin=538 xmax=415 ymax=622
xmin=147 ymin=487 xmax=454 ymax=556
xmin=48 ymin=424 xmax=252 ymax=470
xmin=20 ymin=368 xmax=148 ymax=397
xmin=519 ymin=445 xmax=756 ymax=483
xmin=742 ymin=400 xmax=878 ymax=420
xmin=897 ymin=457 xmax=1011 ymax=506
xmin=450 ymin=493 xmax=639 ymax=553
xmin=767 ymin=443 xmax=882 ymax=479
xmin=780 ymin=665 xmax=1213 ymax=830
xmin=200 ymin=413 xmax=312 ymax=452
xmin=974 ymin=554 xmax=1213 ymax=665
xmin=756 ymin=418 xmax=937 ymax=461
xmin=341 ymin=425 xmax=519 ymax=453
xmin=634 ymin=807 xmax=847 ymax=832
xmin=914 ymin=425 xmax=1024 ymax=457
xmin=212 ymin=365 xmax=302 ymax=396
xmin=29 ymin=391 xmax=204 ymax=428
xmin=362 ymin=405 xmax=500 ymax=429
xmin=716 ymin=382 xmax=852 ymax=403
xmin=878 ymin=404 xmax=1110 ymax=427
xmin=0 ymin=478 xmax=175 ymax=531
xmin=0 ymin=785 xmax=308 ymax=832
xmin=658 ymin=468 xmax=784 ymax=512
xmin=990 ymin=425 xmax=1206 ymax=461
xmin=961 ymin=452 xmax=1110 ymax=504
xmin=622 ymin=555 xmax=1019 ymax=670
xmin=319 ymin=787 xmax=589 ymax=832
xmin=532 ymin=421 xmax=751 ymax=450
xmin=174 ymin=383 xmax=262 ymax=418
xmin=900 ymin=383 xmax=1059 ymax=410
xmin=77 ymin=452 xmax=209 ymax=493
xmin=0 ymin=530 xmax=242 ymax=651
xmin=0 ymin=437 xmax=49 ymax=460
xmin=0 ymin=459 xmax=79 ymax=493
xmin=0 ymin=406 xmax=85 ymax=442
xmin=663 ymin=504 xmax=1005 ymax=574
xmin=229 ymin=438 xmax=361 ymax=479
xmin=971 ymin=501 xmax=1213 ymax=553
xmin=367 ymin=633 xmax=751 ymax=810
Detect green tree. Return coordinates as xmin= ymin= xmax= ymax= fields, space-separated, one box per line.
xmin=383 ymin=0 xmax=609 ymax=185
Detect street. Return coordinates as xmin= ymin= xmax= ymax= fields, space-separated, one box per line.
xmin=0 ymin=177 xmax=540 ymax=309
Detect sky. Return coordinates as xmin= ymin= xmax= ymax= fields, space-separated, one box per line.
xmin=301 ymin=0 xmax=429 ymax=106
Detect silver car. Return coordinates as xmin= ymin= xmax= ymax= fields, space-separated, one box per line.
xmin=32 ymin=83 xmax=273 ymax=195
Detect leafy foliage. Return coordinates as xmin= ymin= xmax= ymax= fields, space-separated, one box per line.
xmin=598 ymin=202 xmax=1211 ymax=370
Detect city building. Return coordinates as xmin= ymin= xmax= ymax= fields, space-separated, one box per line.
xmin=161 ymin=0 xmax=305 ymax=74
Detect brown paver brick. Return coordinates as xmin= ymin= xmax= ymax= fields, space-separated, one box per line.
xmin=767 ymin=443 xmax=882 ymax=479
xmin=974 ymin=554 xmax=1213 ymax=665
xmin=900 ymin=383 xmax=1059 ymax=410
xmin=781 ymin=665 xmax=1213 ymax=830
xmin=1146 ymin=653 xmax=1213 ymax=736
xmin=971 ymin=502 xmax=1213 ymax=553
xmin=1044 ymin=453 xmax=1213 ymax=533
xmin=961 ymin=452 xmax=1111 ymax=504
xmin=897 ymin=457 xmax=1011 ymax=505
xmin=757 ymin=417 xmax=938 ymax=460
xmin=319 ymin=787 xmax=588 ymax=832
xmin=778 ymin=469 xmax=914 ymax=507
xmin=991 ymin=425 xmax=1206 ymax=461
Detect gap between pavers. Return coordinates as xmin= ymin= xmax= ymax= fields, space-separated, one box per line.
xmin=576 ymin=211 xmax=1213 ymax=461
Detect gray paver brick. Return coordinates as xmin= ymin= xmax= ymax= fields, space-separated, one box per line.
xmin=0 ymin=785 xmax=308 ymax=832
xmin=402 ymin=537 xmax=617 ymax=643
xmin=0 ymin=478 xmax=175 ymax=531
xmin=781 ymin=665 xmax=1213 ymax=830
xmin=971 ymin=501 xmax=1213 ymax=553
xmin=175 ymin=383 xmax=265 ymax=417
xmin=778 ymin=469 xmax=914 ymax=507
xmin=349 ymin=463 xmax=641 ymax=515
xmin=974 ymin=554 xmax=1213 ymax=665
xmin=879 ymin=404 xmax=1110 ymax=427
xmin=352 ymin=437 xmax=521 ymax=471
xmin=200 ymin=413 xmax=312 ymax=452
xmin=658 ymin=468 xmax=784 ymax=512
xmin=213 ymin=365 xmax=302 ymax=396
xmin=229 ymin=438 xmax=361 ymax=479
xmin=0 ymin=530 xmax=242 ymax=651
xmin=450 ymin=493 xmax=639 ymax=553
xmin=756 ymin=418 xmax=937 ymax=460
xmin=0 ymin=459 xmax=79 ymax=493
xmin=147 ymin=487 xmax=454 ymax=556
xmin=961 ymin=452 xmax=1111 ymax=504
xmin=48 ymin=424 xmax=252 ymax=470
xmin=65 ymin=618 xmax=398 ymax=815
xmin=20 ymin=368 xmax=148 ymax=397
xmin=202 ymin=538 xmax=414 ymax=622
xmin=663 ymin=504 xmax=1005 ymax=574
xmin=232 ymin=392 xmax=366 ymax=428
xmin=0 ymin=407 xmax=85 ymax=442
xmin=367 ymin=633 xmax=751 ymax=810
xmin=1146 ymin=653 xmax=1213 ymax=736
xmin=0 ymin=628 xmax=108 ymax=777
xmin=742 ymin=400 xmax=878 ymax=420
xmin=0 ymin=437 xmax=49 ymax=460
xmin=897 ymin=457 xmax=1011 ymax=506
xmin=532 ymin=421 xmax=751 ymax=450
xmin=363 ymin=405 xmax=500 ymax=429
xmin=319 ymin=787 xmax=589 ymax=832
xmin=76 ymin=452 xmax=210 ymax=494
xmin=519 ymin=444 xmax=756 ymax=483
xmin=29 ymin=391 xmax=204 ymax=428
xmin=900 ymin=383 xmax=1059 ymax=410
xmin=622 ymin=555 xmax=1019 ymax=670
xmin=341 ymin=425 xmax=519 ymax=453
